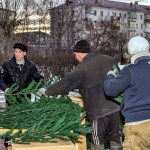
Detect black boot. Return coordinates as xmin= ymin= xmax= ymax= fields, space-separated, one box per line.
xmin=4 ymin=139 xmax=8 ymax=150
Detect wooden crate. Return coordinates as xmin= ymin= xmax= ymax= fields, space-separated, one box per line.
xmin=11 ymin=140 xmax=75 ymax=150
xmin=9 ymin=96 xmax=86 ymax=150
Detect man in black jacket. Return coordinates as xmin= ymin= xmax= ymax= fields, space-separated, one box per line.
xmin=0 ymin=43 xmax=44 ymax=104
xmin=38 ymin=40 xmax=122 ymax=150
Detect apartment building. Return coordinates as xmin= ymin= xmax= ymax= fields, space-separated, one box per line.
xmin=144 ymin=6 xmax=150 ymax=39
xmin=85 ymin=0 xmax=149 ymax=37
xmin=50 ymin=0 xmax=150 ymax=42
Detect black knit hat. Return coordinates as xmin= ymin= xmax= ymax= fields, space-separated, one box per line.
xmin=13 ymin=43 xmax=27 ymax=52
xmin=73 ymin=39 xmax=90 ymax=53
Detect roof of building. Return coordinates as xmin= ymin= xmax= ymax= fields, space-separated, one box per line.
xmin=65 ymin=0 xmax=149 ymax=12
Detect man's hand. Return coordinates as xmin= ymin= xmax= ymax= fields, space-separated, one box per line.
xmin=107 ymin=69 xmax=117 ymax=77
xmin=37 ymin=88 xmax=46 ymax=96
xmin=4 ymin=88 xmax=10 ymax=94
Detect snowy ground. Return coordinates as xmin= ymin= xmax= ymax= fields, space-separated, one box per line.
xmin=0 ymin=91 xmax=6 ymax=108
xmin=0 ymin=91 xmax=6 ymax=150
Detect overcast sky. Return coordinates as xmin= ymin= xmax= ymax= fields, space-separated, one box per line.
xmin=110 ymin=0 xmax=150 ymax=6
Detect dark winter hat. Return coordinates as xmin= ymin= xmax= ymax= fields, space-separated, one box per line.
xmin=13 ymin=43 xmax=27 ymax=52
xmin=73 ymin=39 xmax=90 ymax=53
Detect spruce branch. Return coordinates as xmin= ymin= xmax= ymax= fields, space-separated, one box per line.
xmin=0 ymin=81 xmax=93 ymax=144
xmin=112 ymin=64 xmax=123 ymax=103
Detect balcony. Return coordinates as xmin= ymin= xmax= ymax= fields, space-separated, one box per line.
xmin=128 ymin=28 xmax=136 ymax=31
xmin=111 ymin=25 xmax=120 ymax=30
xmin=110 ymin=16 xmax=120 ymax=22
xmin=145 ymin=15 xmax=150 ymax=22
xmin=128 ymin=12 xmax=137 ymax=20
xmin=128 ymin=18 xmax=136 ymax=22
xmin=144 ymin=28 xmax=150 ymax=32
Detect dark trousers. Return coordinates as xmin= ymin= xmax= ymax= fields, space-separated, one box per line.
xmin=89 ymin=111 xmax=122 ymax=145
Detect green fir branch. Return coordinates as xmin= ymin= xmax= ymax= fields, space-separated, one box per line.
xmin=112 ymin=64 xmax=123 ymax=103
xmin=0 ymin=82 xmax=93 ymax=144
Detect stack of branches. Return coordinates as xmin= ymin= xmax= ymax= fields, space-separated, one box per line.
xmin=0 ymin=82 xmax=92 ymax=144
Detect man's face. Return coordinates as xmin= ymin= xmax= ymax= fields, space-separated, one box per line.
xmin=74 ymin=52 xmax=82 ymax=62
xmin=14 ymin=48 xmax=26 ymax=62
xmin=74 ymin=52 xmax=88 ymax=62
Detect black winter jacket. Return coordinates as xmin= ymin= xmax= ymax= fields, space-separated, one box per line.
xmin=45 ymin=53 xmax=120 ymax=119
xmin=0 ymin=56 xmax=44 ymax=92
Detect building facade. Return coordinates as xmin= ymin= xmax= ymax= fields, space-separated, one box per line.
xmin=75 ymin=0 xmax=150 ymax=39
xmin=50 ymin=0 xmax=150 ymax=43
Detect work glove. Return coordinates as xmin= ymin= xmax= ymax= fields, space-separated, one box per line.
xmin=4 ymin=88 xmax=10 ymax=94
xmin=37 ymin=88 xmax=46 ymax=96
xmin=107 ymin=69 xmax=117 ymax=77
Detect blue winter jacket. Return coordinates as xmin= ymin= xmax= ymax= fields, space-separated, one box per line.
xmin=104 ymin=52 xmax=150 ymax=123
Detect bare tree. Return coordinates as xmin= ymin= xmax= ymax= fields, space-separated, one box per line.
xmin=49 ymin=0 xmax=85 ymax=53
xmin=26 ymin=0 xmax=51 ymax=52
xmin=0 ymin=0 xmax=35 ymax=35
xmin=83 ymin=16 xmax=127 ymax=54
xmin=0 ymin=0 xmax=38 ymax=55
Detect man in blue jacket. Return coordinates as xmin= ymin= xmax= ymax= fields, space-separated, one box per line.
xmin=104 ymin=36 xmax=150 ymax=150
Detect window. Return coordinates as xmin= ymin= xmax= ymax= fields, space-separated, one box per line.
xmin=93 ymin=10 xmax=97 ymax=15
xmin=119 ymin=13 xmax=122 ymax=18
xmin=140 ymin=15 xmax=143 ymax=20
xmin=146 ymin=33 xmax=150 ymax=39
xmin=141 ymin=24 xmax=143 ymax=29
xmin=100 ymin=11 xmax=103 ymax=17
xmin=112 ymin=12 xmax=116 ymax=17
xmin=124 ymin=14 xmax=126 ymax=19
xmin=107 ymin=12 xmax=109 ymax=17
xmin=128 ymin=21 xmax=136 ymax=29
xmin=129 ymin=31 xmax=137 ymax=37
xmin=128 ymin=13 xmax=137 ymax=19
xmin=125 ymin=23 xmax=127 ymax=28
xmin=85 ymin=6 xmax=91 ymax=14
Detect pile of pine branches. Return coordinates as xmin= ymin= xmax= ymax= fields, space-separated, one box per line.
xmin=0 ymin=82 xmax=92 ymax=144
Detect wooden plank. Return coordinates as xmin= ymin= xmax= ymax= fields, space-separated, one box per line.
xmin=12 ymin=140 xmax=75 ymax=150
xmin=70 ymin=96 xmax=87 ymax=150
